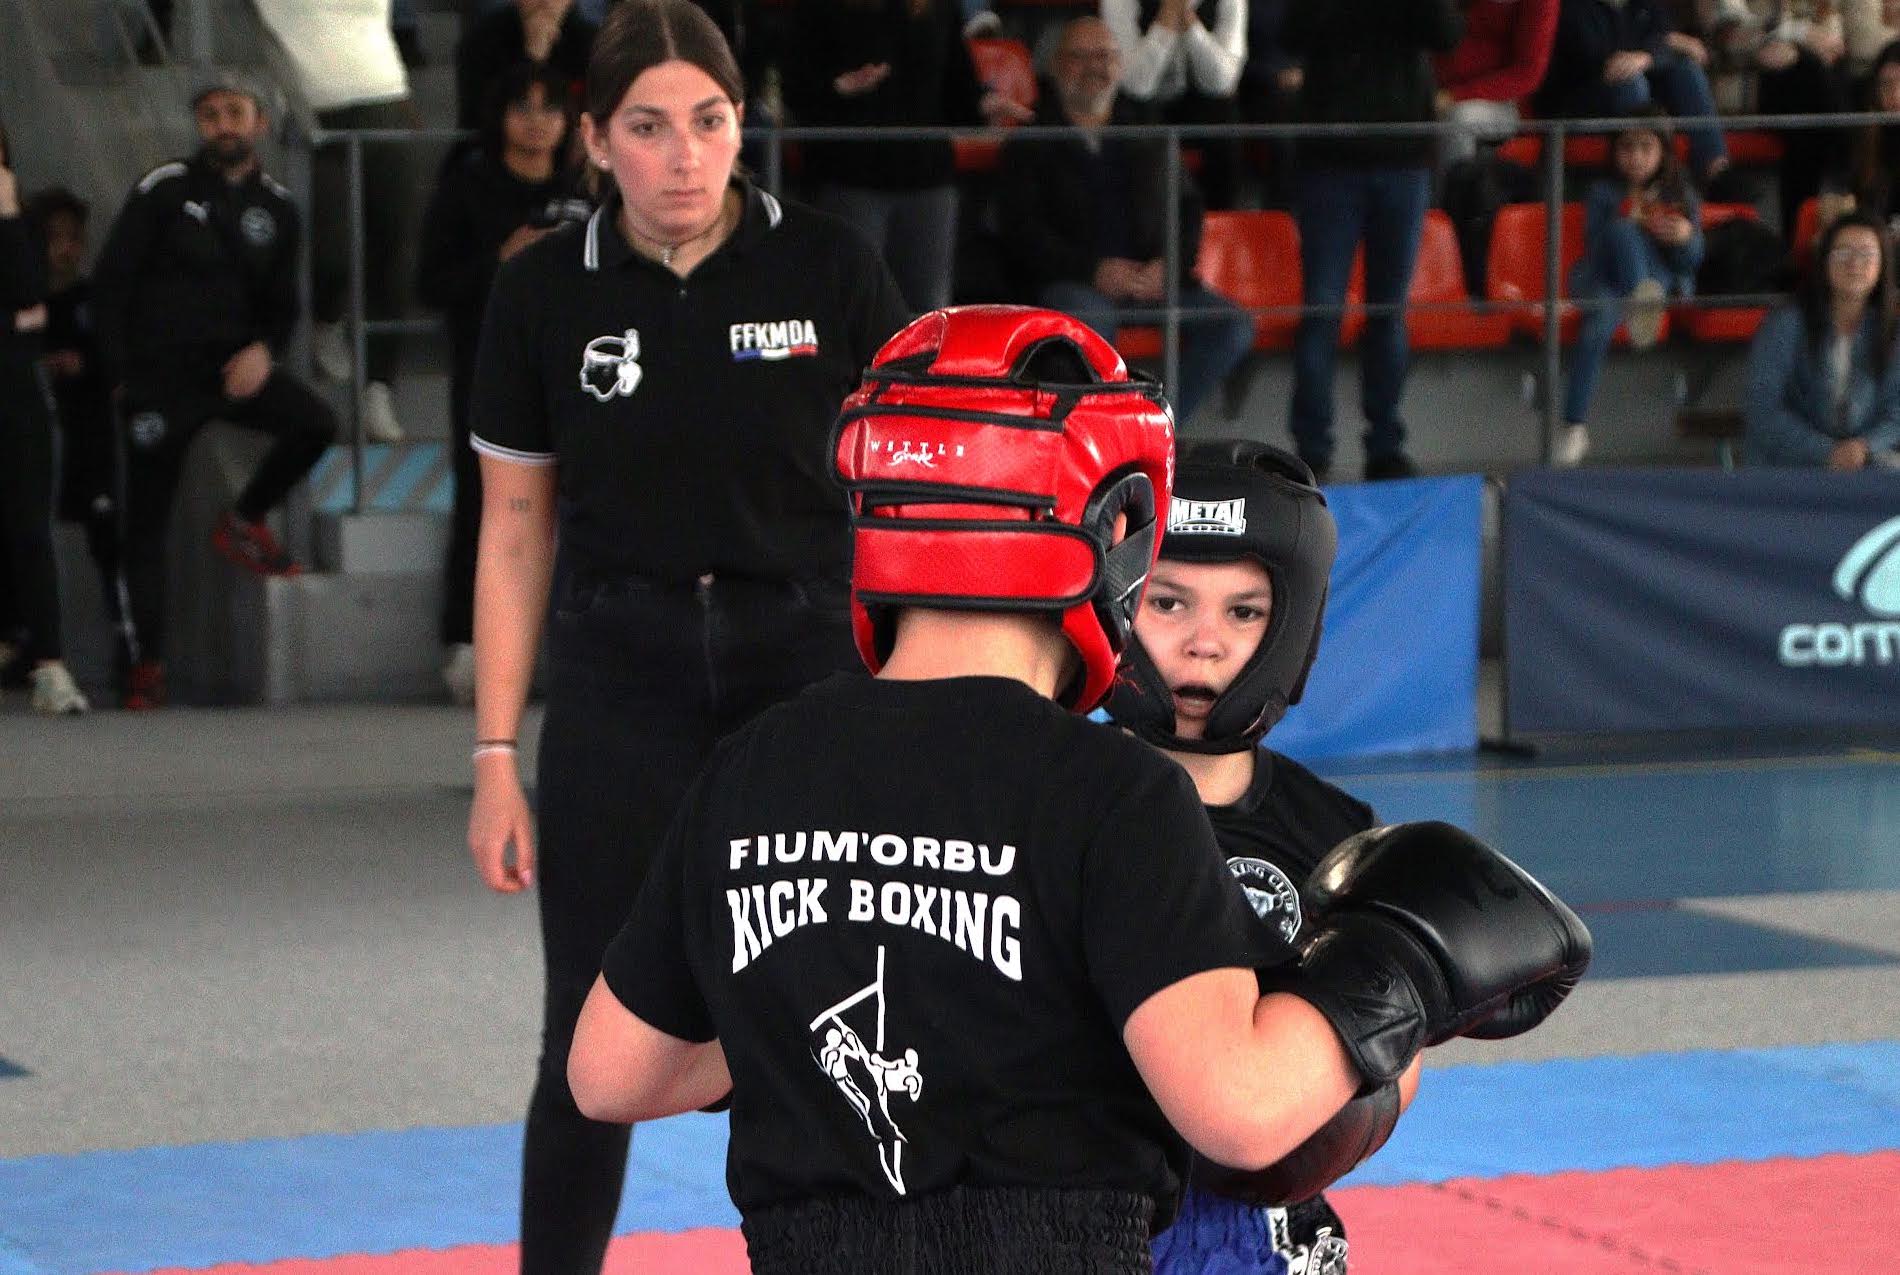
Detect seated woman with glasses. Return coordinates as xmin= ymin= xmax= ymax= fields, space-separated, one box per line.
xmin=1745 ymin=210 xmax=1900 ymax=470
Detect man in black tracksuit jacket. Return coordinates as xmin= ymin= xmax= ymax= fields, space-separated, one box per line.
xmin=91 ymin=77 xmax=337 ymax=708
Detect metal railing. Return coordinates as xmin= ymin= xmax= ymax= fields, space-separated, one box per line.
xmin=303 ymin=109 xmax=1891 ymax=507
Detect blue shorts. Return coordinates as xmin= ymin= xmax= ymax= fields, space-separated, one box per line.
xmin=1151 ymin=1187 xmax=1349 ymax=1275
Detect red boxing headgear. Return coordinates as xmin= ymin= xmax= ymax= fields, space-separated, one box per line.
xmin=832 ymin=306 xmax=1176 ymax=711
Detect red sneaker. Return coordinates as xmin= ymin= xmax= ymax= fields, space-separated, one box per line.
xmin=123 ymin=660 xmax=167 ymax=711
xmin=211 ymin=512 xmax=303 ymax=577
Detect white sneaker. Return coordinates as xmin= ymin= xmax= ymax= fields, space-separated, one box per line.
xmin=31 ymin=662 xmax=90 ymax=715
xmin=363 ymin=381 xmax=406 ymax=444
xmin=442 ymin=642 xmax=476 ymax=706
xmin=1624 ymin=279 xmax=1666 ymax=350
xmin=1552 ymin=423 xmax=1590 ymax=468
xmin=312 ymin=321 xmax=352 ymax=382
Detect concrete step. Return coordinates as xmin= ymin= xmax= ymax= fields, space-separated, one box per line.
xmin=53 ymin=424 xmax=454 ymax=707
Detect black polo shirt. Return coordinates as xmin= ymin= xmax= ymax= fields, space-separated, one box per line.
xmin=602 ymin=674 xmax=1278 ymax=1226
xmin=470 ymin=180 xmax=910 ymax=583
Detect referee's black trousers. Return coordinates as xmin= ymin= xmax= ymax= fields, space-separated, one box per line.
xmin=525 ymin=570 xmax=859 ymax=1275
xmin=120 ymin=365 xmax=336 ymax=661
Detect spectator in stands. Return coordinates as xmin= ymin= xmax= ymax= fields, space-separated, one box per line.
xmin=1436 ymin=0 xmax=1560 ymax=164
xmin=1284 ymin=0 xmax=1463 ymax=481
xmin=26 ymin=188 xmax=133 ymax=681
xmin=1557 ymin=109 xmax=1704 ymax=466
xmin=1837 ymin=41 xmax=1900 ymax=231
xmin=456 ymin=0 xmax=600 ymax=128
xmin=254 ymin=0 xmax=417 ymax=444
xmin=996 ymin=16 xmax=1255 ymax=424
xmin=1237 ymin=0 xmax=1301 ymax=207
xmin=418 ymin=62 xmax=591 ymax=706
xmin=92 ymin=78 xmax=338 ymax=711
xmin=393 ymin=0 xmax=427 ymax=66
xmin=1842 ymin=0 xmax=1899 ymax=75
xmin=1707 ymin=0 xmax=1851 ymax=234
xmin=1538 ymin=0 xmax=1736 ymax=192
xmin=1745 ymin=210 xmax=1900 ymax=466
xmin=1103 ymin=0 xmax=1250 ymax=209
xmin=0 ymin=121 xmax=89 ymax=714
xmin=783 ymin=0 xmax=1030 ymax=311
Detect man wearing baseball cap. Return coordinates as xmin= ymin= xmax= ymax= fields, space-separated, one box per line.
xmin=92 ymin=73 xmax=336 ymax=709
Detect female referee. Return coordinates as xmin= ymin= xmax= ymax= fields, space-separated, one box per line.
xmin=462 ymin=3 xmax=911 ymax=1271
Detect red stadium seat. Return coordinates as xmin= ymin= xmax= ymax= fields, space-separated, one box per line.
xmin=1494 ymin=130 xmax=1782 ymax=173
xmin=1197 ymin=210 xmax=1305 ymax=351
xmin=954 ymin=38 xmax=1037 ymax=174
xmin=1724 ymin=130 xmax=1786 ymax=166
xmin=1792 ymin=195 xmax=1821 ymax=270
xmin=1393 ymin=210 xmax=1512 ymax=350
xmin=1116 ymin=211 xmax=1305 ymax=361
xmin=1484 ymin=202 xmax=1668 ymax=345
xmin=1673 ymin=203 xmax=1769 ymax=343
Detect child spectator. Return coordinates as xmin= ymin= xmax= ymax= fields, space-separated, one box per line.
xmin=1557 ymin=110 xmax=1704 ymax=467
xmin=25 ymin=188 xmax=135 ymax=682
xmin=1745 ymin=210 xmax=1900 ymax=466
xmin=417 ymin=62 xmax=590 ymax=705
xmin=0 ymin=121 xmax=89 ymax=714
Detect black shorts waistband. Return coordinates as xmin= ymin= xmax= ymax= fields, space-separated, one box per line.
xmin=740 ymin=1185 xmax=1155 ymax=1275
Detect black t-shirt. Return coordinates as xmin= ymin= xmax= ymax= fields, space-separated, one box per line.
xmin=469 ymin=180 xmax=911 ymax=582
xmin=1196 ymin=747 xmax=1376 ymax=1265
xmin=603 ymin=674 xmax=1277 ymax=1225
xmin=1205 ymin=749 xmax=1376 ymax=956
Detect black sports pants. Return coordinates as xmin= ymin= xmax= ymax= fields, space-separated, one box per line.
xmin=0 ymin=351 xmax=64 ymax=662
xmin=120 ymin=366 xmax=336 ymax=660
xmin=524 ymin=570 xmax=858 ymax=1275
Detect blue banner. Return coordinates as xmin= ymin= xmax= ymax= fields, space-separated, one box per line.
xmin=1273 ymin=475 xmax=1483 ymax=760
xmin=1504 ymin=468 xmax=1900 ymax=736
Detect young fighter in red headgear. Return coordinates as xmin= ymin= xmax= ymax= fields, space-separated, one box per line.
xmin=565 ymin=307 xmax=1591 ymax=1274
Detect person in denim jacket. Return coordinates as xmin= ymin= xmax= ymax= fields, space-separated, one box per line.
xmin=1746 ymin=210 xmax=1900 ymax=469
xmin=1557 ymin=109 xmax=1703 ymax=467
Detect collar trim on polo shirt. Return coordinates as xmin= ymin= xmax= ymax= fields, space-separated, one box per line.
xmin=582 ymin=178 xmax=780 ymax=274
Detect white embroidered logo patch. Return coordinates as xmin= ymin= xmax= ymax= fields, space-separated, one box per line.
xmin=579 ymin=329 xmax=642 ymax=402
xmin=730 ymin=318 xmax=819 ymax=362
xmin=1169 ymin=496 xmax=1248 ymax=536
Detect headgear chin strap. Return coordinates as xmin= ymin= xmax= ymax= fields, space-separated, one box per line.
xmin=1106 ymin=439 xmax=1336 ymax=753
xmin=832 ymin=306 xmax=1176 ymax=712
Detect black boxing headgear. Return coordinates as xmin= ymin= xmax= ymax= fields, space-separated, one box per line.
xmin=831 ymin=306 xmax=1176 ymax=712
xmin=1106 ymin=439 xmax=1336 ymax=752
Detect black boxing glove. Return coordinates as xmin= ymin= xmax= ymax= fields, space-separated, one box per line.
xmin=1196 ymin=1079 xmax=1401 ymax=1206
xmin=1261 ymin=821 xmax=1592 ymax=1086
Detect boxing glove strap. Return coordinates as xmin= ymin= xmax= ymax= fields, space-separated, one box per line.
xmin=1260 ymin=914 xmax=1448 ymax=1088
